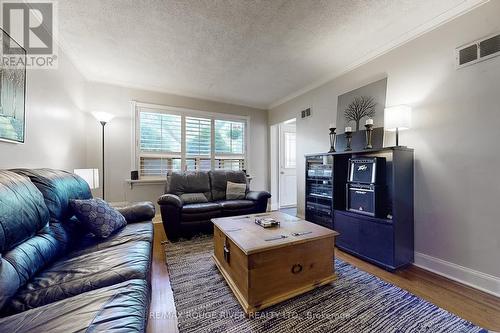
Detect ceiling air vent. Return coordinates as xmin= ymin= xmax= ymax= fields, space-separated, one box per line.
xmin=300 ymin=107 xmax=311 ymax=119
xmin=480 ymin=34 xmax=500 ymax=58
xmin=458 ymin=44 xmax=477 ymax=65
xmin=456 ymin=32 xmax=500 ymax=68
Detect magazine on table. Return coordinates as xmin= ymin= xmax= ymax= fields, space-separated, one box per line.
xmin=255 ymin=217 xmax=280 ymax=228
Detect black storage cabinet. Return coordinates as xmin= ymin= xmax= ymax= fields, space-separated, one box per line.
xmin=305 ymin=147 xmax=414 ymax=271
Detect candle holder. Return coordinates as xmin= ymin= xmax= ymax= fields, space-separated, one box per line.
xmin=345 ymin=131 xmax=353 ymax=151
xmin=328 ymin=127 xmax=337 ymax=153
xmin=364 ymin=124 xmax=374 ymax=149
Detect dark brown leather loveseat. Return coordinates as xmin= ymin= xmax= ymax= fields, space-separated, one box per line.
xmin=0 ymin=169 xmax=155 ymax=332
xmin=158 ymin=170 xmax=271 ymax=241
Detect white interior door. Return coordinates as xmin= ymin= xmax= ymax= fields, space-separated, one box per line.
xmin=279 ymin=122 xmax=296 ymax=208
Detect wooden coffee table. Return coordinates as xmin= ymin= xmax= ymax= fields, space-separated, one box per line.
xmin=212 ymin=211 xmax=338 ymax=315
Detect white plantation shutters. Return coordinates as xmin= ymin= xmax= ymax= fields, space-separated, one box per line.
xmin=139 ymin=157 xmax=181 ymax=177
xmin=186 ymin=117 xmax=212 ymax=171
xmin=135 ymin=104 xmax=247 ymax=178
xmin=139 ymin=112 xmax=181 ymax=152
xmin=215 ymin=120 xmax=245 ymax=170
xmin=139 ymin=111 xmax=182 ymax=177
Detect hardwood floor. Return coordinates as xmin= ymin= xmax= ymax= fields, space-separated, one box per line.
xmin=147 ymin=222 xmax=178 ymax=333
xmin=335 ymin=250 xmax=500 ymax=331
xmin=148 ymin=222 xmax=500 ymax=333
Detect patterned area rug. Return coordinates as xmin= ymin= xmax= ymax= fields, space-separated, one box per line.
xmin=165 ymin=236 xmax=485 ymax=333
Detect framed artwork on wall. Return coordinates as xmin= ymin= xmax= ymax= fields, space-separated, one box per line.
xmin=335 ymin=77 xmax=387 ymax=151
xmin=0 ymin=28 xmax=26 ymax=144
xmin=336 ymin=77 xmax=387 ymax=133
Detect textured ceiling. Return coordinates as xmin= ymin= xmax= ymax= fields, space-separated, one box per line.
xmin=58 ymin=0 xmax=486 ymax=109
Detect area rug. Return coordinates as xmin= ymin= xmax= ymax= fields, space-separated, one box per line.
xmin=165 ymin=236 xmax=485 ymax=333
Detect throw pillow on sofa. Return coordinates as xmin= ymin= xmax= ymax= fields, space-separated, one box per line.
xmin=226 ymin=181 xmax=247 ymax=200
xmin=70 ymin=198 xmax=127 ymax=238
xmin=180 ymin=193 xmax=208 ymax=204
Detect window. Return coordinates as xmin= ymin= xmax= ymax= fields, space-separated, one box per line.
xmin=135 ymin=104 xmax=247 ymax=178
xmin=139 ymin=112 xmax=181 ymax=152
xmin=215 ymin=120 xmax=245 ymax=170
xmin=139 ymin=111 xmax=182 ymax=177
xmin=186 ymin=116 xmax=212 ymax=171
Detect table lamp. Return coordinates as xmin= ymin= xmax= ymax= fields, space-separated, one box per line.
xmin=384 ymin=105 xmax=411 ymax=147
xmin=74 ymin=169 xmax=99 ymax=189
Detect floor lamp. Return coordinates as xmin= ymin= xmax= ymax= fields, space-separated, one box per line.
xmin=92 ymin=112 xmax=115 ymax=200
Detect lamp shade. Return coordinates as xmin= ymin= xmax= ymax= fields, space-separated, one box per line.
xmin=384 ymin=105 xmax=411 ymax=131
xmin=74 ymin=169 xmax=99 ymax=189
xmin=92 ymin=111 xmax=115 ymax=123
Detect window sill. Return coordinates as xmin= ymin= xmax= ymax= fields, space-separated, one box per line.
xmin=125 ymin=179 xmax=166 ymax=189
xmin=125 ymin=175 xmax=252 ymax=189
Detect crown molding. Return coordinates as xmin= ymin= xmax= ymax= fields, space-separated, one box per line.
xmin=268 ymin=0 xmax=489 ymax=110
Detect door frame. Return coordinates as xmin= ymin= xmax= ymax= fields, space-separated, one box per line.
xmin=270 ymin=118 xmax=297 ymax=211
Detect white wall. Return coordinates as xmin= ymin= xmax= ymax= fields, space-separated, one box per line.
xmin=0 ymin=53 xmax=87 ymax=171
xmin=83 ymin=81 xmax=269 ymax=205
xmin=269 ymin=1 xmax=500 ymax=292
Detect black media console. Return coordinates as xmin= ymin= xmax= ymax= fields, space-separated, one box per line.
xmin=305 ymin=147 xmax=414 ymax=271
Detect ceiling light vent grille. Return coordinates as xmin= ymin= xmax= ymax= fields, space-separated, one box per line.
xmin=456 ymin=33 xmax=500 ymax=68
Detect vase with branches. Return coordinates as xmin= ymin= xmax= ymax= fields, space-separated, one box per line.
xmin=344 ymin=96 xmax=376 ymax=131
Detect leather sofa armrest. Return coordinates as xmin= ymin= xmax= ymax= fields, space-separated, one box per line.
xmin=157 ymin=194 xmax=183 ymax=208
xmin=112 ymin=201 xmax=156 ymax=223
xmin=246 ymin=190 xmax=271 ymax=202
xmin=157 ymin=194 xmax=183 ymax=241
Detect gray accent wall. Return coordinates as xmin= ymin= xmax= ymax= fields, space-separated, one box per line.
xmin=269 ymin=1 xmax=500 ymax=284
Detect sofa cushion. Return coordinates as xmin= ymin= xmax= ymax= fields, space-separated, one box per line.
xmin=167 ymin=171 xmax=212 ymax=200
xmin=70 ymin=198 xmax=127 ymax=238
xmin=180 ymin=193 xmax=208 ymax=204
xmin=181 ymin=210 xmax=222 ymax=223
xmin=72 ymin=222 xmax=153 ymax=257
xmin=182 ymin=202 xmax=221 ymax=214
xmin=110 ymin=201 xmax=156 ymax=223
xmin=0 ymin=171 xmax=52 ymax=310
xmin=0 ymin=279 xmax=149 ymax=333
xmin=216 ymin=200 xmax=254 ymax=210
xmin=6 ymin=239 xmax=151 ymax=313
xmin=226 ymin=181 xmax=247 ymax=200
xmin=209 ymin=170 xmax=248 ymax=201
xmin=11 ymin=169 xmax=92 ymax=223
xmin=0 ymin=170 xmax=50 ymax=253
xmin=216 ymin=200 xmax=255 ymax=217
xmin=181 ymin=202 xmax=221 ymax=223
xmin=0 ymin=220 xmax=85 ymax=313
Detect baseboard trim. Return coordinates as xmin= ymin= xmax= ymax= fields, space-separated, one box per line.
xmin=414 ymin=252 xmax=500 ymax=298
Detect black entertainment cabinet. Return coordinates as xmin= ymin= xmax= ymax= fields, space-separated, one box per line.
xmin=305 ymin=147 xmax=414 ymax=271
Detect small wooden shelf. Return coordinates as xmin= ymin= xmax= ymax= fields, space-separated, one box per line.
xmin=125 ymin=178 xmax=166 ymax=189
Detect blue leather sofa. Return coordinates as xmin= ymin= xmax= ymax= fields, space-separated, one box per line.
xmin=0 ymin=169 xmax=155 ymax=332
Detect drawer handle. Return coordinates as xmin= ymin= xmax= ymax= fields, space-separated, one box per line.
xmin=291 ymin=264 xmax=303 ymax=274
